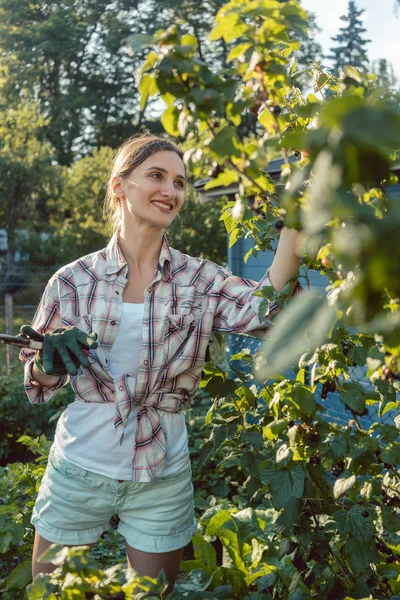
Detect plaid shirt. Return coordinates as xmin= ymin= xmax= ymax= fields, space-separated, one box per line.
xmin=20 ymin=232 xmax=287 ymax=481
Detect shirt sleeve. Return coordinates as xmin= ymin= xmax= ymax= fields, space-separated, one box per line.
xmin=19 ymin=275 xmax=69 ymax=404
xmin=212 ymin=265 xmax=301 ymax=339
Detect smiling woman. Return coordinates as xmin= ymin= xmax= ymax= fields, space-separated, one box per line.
xmin=19 ymin=133 xmax=301 ymax=593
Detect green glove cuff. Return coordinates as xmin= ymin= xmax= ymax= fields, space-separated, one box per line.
xmin=33 ymin=353 xmax=47 ymax=374
xmin=34 ymin=352 xmax=68 ymax=377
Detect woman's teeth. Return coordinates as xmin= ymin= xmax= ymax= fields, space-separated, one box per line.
xmin=151 ymin=201 xmax=172 ymax=212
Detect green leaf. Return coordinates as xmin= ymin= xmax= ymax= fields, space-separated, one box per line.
xmin=339 ymin=381 xmax=366 ymax=415
xmin=209 ymin=127 xmax=242 ymax=159
xmin=191 ymin=533 xmax=217 ymax=574
xmin=380 ymin=443 xmax=400 ymax=467
xmin=291 ymin=384 xmax=317 ymax=416
xmin=206 ymin=511 xmax=247 ymax=573
xmin=333 ymin=470 xmax=356 ymax=498
xmin=25 ymin=573 xmax=57 ymax=599
xmin=359 ymin=479 xmax=381 ymax=500
xmin=344 ymin=538 xmax=378 ymax=575
xmin=161 ymin=105 xmax=179 ymax=136
xmin=6 ymin=559 xmax=32 ymax=590
xmin=210 ymin=13 xmax=247 ymax=43
xmin=197 ymin=440 xmax=214 ymax=469
xmin=348 ymin=345 xmax=368 ymax=367
xmin=334 ymin=505 xmax=375 ymax=543
xmin=139 ymin=73 xmax=158 ymax=111
xmin=261 ymin=463 xmax=305 ymax=509
xmin=366 ymin=345 xmax=385 ymax=374
xmin=307 ymin=93 xmax=319 ymax=104
xmin=226 ymin=101 xmax=245 ymax=126
xmin=0 ymin=531 xmax=14 ymax=553
xmin=257 ymin=292 xmax=337 ymax=379
xmin=288 ymin=588 xmax=308 ymax=600
xmin=263 ymin=418 xmax=287 ymax=439
xmin=258 ymin=298 xmax=271 ymax=323
xmin=205 ymin=169 xmax=240 ymax=190
xmin=227 ymin=42 xmax=252 ymax=62
xmin=378 ymin=384 xmax=398 ymax=417
xmin=129 ymin=33 xmax=154 ymax=53
xmin=381 ymin=505 xmax=400 ymax=533
xmin=174 ymin=568 xmax=214 ymax=593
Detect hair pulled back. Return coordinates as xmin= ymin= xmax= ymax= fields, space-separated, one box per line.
xmin=103 ymin=134 xmax=184 ymax=233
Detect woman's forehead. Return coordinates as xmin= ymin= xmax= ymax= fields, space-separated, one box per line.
xmin=138 ymin=150 xmax=185 ymax=177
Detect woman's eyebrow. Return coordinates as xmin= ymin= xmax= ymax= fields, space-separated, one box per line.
xmin=145 ymin=166 xmax=187 ymax=182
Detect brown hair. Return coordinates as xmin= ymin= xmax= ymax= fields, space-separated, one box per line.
xmin=103 ymin=134 xmax=184 ymax=233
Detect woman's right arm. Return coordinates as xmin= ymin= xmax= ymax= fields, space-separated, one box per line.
xmin=20 ymin=274 xmax=69 ymax=403
xmin=31 ymin=363 xmax=61 ymax=388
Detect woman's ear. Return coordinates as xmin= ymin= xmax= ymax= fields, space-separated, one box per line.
xmin=111 ymin=176 xmax=125 ymax=200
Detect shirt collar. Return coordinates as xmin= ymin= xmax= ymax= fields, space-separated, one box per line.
xmin=105 ymin=231 xmax=172 ymax=281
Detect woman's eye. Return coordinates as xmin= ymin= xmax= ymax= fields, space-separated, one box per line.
xmin=175 ymin=181 xmax=185 ymax=189
xmin=150 ymin=172 xmax=162 ymax=179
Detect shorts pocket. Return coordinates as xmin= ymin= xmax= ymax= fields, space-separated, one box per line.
xmin=157 ymin=462 xmax=191 ymax=482
xmin=48 ymin=448 xmax=87 ymax=479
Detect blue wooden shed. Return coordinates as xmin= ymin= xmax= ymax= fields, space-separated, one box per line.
xmin=194 ymin=159 xmax=400 ymax=427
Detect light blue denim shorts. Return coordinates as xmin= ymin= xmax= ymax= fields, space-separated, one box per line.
xmin=31 ymin=445 xmax=197 ymax=553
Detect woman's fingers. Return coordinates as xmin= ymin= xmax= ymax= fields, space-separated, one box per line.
xmin=75 ymin=330 xmax=98 ymax=349
xmin=57 ymin=344 xmax=79 ymax=376
xmin=67 ymin=339 xmax=91 ymax=369
xmin=20 ymin=325 xmax=45 ymax=342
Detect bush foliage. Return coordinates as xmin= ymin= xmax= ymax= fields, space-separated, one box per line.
xmin=1 ymin=0 xmax=400 ymax=599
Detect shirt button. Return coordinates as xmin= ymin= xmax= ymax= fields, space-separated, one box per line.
xmin=119 ymin=386 xmax=123 ymax=391
xmin=115 ymin=290 xmax=120 ymax=295
xmin=143 ymin=360 xmax=148 ymax=365
xmin=111 ymin=320 xmax=116 ymax=325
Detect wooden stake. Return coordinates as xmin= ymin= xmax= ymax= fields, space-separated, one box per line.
xmin=5 ymin=293 xmax=13 ymax=374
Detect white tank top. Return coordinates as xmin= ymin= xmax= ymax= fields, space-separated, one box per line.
xmin=53 ymin=303 xmax=189 ymax=480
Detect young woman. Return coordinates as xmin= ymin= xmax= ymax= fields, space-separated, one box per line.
xmin=20 ymin=134 xmax=301 ymax=591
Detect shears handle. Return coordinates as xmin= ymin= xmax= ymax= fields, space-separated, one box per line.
xmin=0 ymin=333 xmax=43 ymax=350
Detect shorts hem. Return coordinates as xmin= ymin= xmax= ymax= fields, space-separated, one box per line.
xmin=118 ymin=518 xmax=198 ymax=553
xmin=31 ymin=513 xmax=107 ymax=546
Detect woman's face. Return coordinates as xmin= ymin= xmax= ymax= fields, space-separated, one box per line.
xmin=113 ymin=150 xmax=187 ymax=230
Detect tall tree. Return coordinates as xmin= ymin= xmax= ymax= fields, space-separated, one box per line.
xmin=371 ymin=58 xmax=400 ymax=104
xmin=0 ymin=101 xmax=61 ymax=268
xmin=0 ymin=0 xmax=146 ymax=165
xmin=0 ymin=0 xmax=239 ymax=164
xmin=329 ymin=1 xmax=370 ymax=73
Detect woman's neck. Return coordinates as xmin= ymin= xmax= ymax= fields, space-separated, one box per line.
xmin=117 ymin=225 xmax=163 ymax=274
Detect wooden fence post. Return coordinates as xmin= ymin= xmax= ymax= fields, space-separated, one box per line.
xmin=5 ymin=292 xmax=13 ymax=374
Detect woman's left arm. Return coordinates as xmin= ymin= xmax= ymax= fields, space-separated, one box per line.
xmin=268 ymin=226 xmax=302 ymax=294
xmin=211 ymin=226 xmax=302 ymax=336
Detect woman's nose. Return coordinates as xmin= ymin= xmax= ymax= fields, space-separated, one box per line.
xmin=161 ymin=181 xmax=176 ymax=199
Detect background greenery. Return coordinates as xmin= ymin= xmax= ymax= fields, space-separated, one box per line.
xmin=1 ymin=1 xmax=400 ymax=599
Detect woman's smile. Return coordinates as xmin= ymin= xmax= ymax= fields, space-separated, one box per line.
xmin=151 ymin=199 xmax=173 ymax=213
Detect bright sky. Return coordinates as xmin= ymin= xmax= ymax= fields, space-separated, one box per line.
xmin=301 ymin=0 xmax=400 ymax=80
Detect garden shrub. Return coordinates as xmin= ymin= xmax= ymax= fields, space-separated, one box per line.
xmin=0 ymin=373 xmax=74 ymax=464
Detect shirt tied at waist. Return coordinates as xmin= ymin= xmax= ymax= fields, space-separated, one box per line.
xmin=111 ymin=373 xmax=189 ymax=482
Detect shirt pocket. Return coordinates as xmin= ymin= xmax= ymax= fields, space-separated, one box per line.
xmin=61 ymin=313 xmax=93 ymax=334
xmin=163 ymin=313 xmax=197 ymax=365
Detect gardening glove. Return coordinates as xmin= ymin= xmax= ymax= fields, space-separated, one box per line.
xmin=20 ymin=324 xmax=98 ymax=377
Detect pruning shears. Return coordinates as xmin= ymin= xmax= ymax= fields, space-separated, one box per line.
xmin=0 ymin=333 xmax=43 ymax=350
